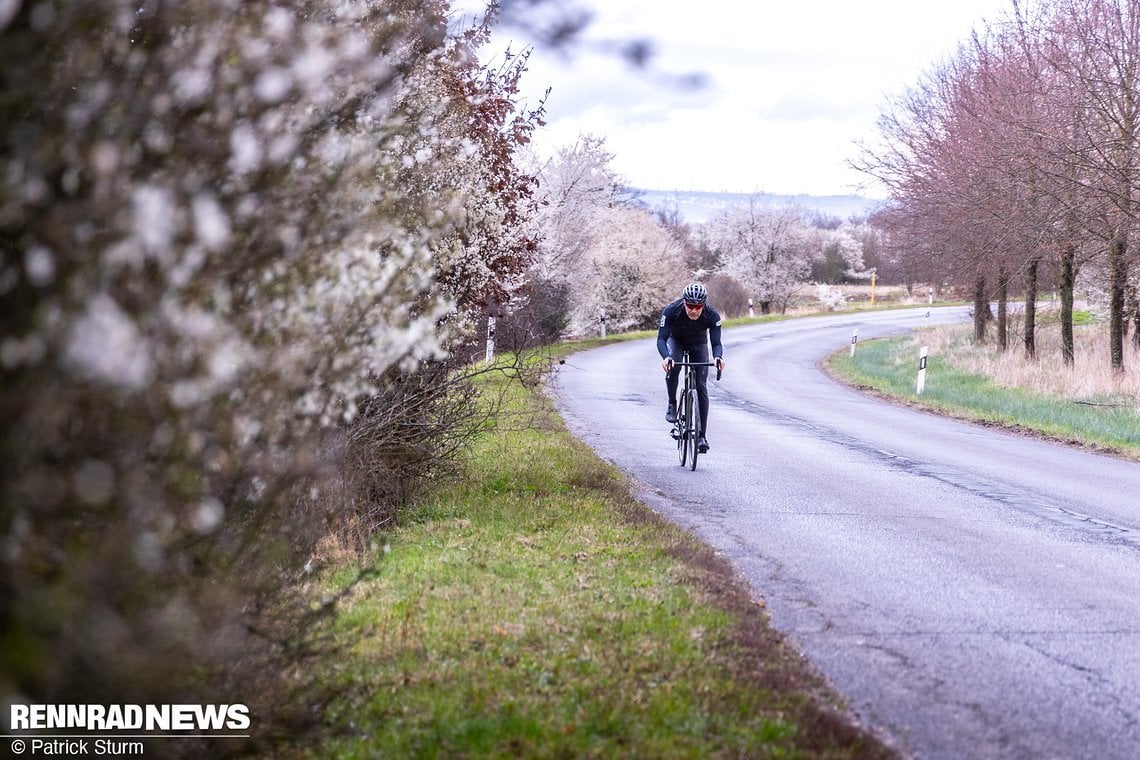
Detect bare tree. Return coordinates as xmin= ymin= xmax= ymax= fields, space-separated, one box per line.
xmin=860 ymin=0 xmax=1140 ymax=372
xmin=1039 ymin=0 xmax=1140 ymax=371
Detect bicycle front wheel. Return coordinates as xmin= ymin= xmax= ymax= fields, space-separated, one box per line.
xmin=684 ymin=387 xmax=699 ymax=470
xmin=676 ymin=411 xmax=687 ymax=467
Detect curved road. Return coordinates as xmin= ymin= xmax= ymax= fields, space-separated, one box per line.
xmin=551 ymin=306 xmax=1140 ymax=760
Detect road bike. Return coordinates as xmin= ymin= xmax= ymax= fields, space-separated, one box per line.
xmin=669 ymin=352 xmax=720 ymax=471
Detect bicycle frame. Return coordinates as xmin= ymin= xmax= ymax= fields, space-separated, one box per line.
xmin=669 ymin=351 xmax=719 ymax=470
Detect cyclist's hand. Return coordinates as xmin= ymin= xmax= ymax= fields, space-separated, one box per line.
xmin=715 ymin=357 xmax=725 ymax=372
xmin=662 ymin=357 xmax=674 ymax=373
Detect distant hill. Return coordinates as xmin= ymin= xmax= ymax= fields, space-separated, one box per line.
xmin=633 ymin=189 xmax=886 ymax=224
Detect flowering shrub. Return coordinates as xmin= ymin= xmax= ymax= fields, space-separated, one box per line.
xmin=0 ymin=0 xmax=539 ymax=736
xmin=523 ymin=135 xmax=687 ymax=336
xmin=815 ymin=283 xmax=848 ymax=312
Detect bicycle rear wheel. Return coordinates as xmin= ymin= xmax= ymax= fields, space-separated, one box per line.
xmin=684 ymin=387 xmax=699 ymax=470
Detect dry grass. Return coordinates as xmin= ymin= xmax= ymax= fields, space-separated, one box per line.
xmin=829 ymin=308 xmax=1140 ymax=461
xmin=924 ymin=315 xmax=1140 ymax=406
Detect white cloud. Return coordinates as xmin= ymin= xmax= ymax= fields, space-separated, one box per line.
xmin=494 ymin=0 xmax=1012 ymax=195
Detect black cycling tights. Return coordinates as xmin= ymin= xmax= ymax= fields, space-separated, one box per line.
xmin=666 ymin=341 xmax=710 ymax=437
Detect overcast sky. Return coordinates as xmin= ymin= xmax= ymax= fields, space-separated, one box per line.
xmin=487 ymin=0 xmax=1013 ymax=198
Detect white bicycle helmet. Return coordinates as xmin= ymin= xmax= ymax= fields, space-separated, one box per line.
xmin=682 ymin=282 xmax=707 ymax=304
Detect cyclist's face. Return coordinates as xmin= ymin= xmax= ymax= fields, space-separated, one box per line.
xmin=684 ymin=301 xmax=703 ymax=319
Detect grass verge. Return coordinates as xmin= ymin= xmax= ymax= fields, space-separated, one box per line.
xmin=827 ymin=328 xmax=1140 ymax=461
xmin=288 ymin=357 xmax=899 ymax=759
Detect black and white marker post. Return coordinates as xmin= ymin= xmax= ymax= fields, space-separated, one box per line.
xmin=850 ymin=328 xmax=859 ymax=357
xmin=600 ymin=310 xmax=607 ymax=339
xmin=485 ymin=315 xmax=496 ymax=365
xmin=917 ymin=345 xmax=929 ymax=394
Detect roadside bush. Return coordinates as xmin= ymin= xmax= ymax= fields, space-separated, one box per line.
xmin=0 ymin=1 xmax=539 ymax=754
xmin=704 ymin=273 xmax=751 ymax=317
xmin=496 ymin=276 xmax=572 ymax=350
xmin=326 ymin=360 xmax=491 ymax=556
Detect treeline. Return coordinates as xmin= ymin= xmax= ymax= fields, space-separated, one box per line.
xmin=509 ymin=135 xmax=890 ymax=343
xmin=859 ymin=0 xmax=1140 ymax=370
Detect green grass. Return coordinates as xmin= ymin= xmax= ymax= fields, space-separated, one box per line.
xmin=286 ymin=304 xmax=1136 ymax=759
xmin=292 ymin=358 xmax=897 ymax=759
xmin=828 ymin=333 xmax=1140 ymax=460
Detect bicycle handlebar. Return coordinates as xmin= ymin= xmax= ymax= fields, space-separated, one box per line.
xmin=668 ymin=360 xmax=722 ymax=381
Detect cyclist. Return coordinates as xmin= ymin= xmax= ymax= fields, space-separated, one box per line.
xmin=658 ymin=282 xmax=725 ymax=453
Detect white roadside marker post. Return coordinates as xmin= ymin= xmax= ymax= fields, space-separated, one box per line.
xmin=600 ymin=311 xmax=607 ymax=339
xmin=850 ymin=328 xmax=858 ymax=357
xmin=485 ymin=315 xmax=496 ymax=365
xmin=917 ymin=345 xmax=928 ymax=394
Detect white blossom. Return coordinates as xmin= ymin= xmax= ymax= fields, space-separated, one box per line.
xmin=816 ymin=283 xmax=848 ymax=311
xmin=292 ymin=40 xmax=335 ymax=97
xmin=64 ymin=294 xmax=154 ymax=389
xmin=254 ymin=68 xmax=292 ymax=103
xmin=24 ymin=246 xmax=55 ymax=286
xmin=191 ymin=194 xmax=231 ymax=251
xmin=132 ymin=184 xmax=177 ymax=259
xmin=263 ymin=7 xmax=294 ymax=40
xmin=228 ymin=123 xmax=262 ymax=174
xmin=173 ymin=65 xmax=213 ymax=104
xmin=191 ymin=498 xmax=225 ymax=534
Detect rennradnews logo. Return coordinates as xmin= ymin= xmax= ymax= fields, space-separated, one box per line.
xmin=8 ymin=703 xmax=251 ymax=732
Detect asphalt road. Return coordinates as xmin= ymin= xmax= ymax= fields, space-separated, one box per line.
xmin=551 ymin=306 xmax=1140 ymax=760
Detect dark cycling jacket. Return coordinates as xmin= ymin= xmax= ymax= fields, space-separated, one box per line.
xmin=656 ymin=299 xmax=724 ymax=360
